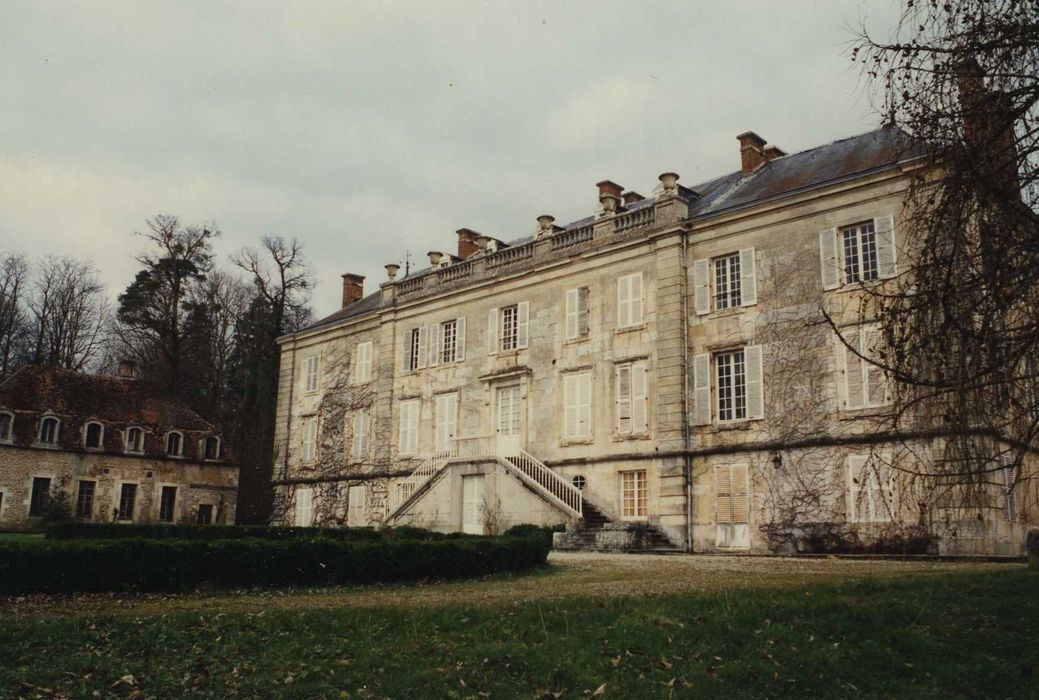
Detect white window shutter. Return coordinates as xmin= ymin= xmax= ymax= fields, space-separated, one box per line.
xmin=819 ymin=228 xmax=840 ymax=290
xmin=745 ymin=344 xmax=764 ymax=420
xmin=403 ymin=330 xmax=414 ymax=371
xmin=631 ymin=273 xmax=643 ymax=324
xmin=843 ymin=328 xmax=865 ymax=409
xmin=616 ymin=365 xmax=632 ymax=433
xmin=565 ymin=289 xmax=579 ymax=340
xmin=693 ymin=353 xmax=711 ymax=426
xmin=428 ymin=323 xmax=440 ymax=367
xmin=456 ymin=317 xmax=466 ymax=361
xmin=487 ymin=308 xmax=498 ymax=354
xmin=715 ymin=466 xmax=732 ymax=524
xmin=632 ymin=362 xmax=648 ymax=433
xmin=846 ymin=455 xmax=869 ymax=521
xmin=731 ymin=464 xmax=749 ymax=524
xmin=739 ymin=248 xmax=757 ymax=307
xmin=578 ymin=287 xmax=590 ymax=337
xmin=517 ymin=301 xmax=530 ymax=348
xmin=617 ymin=275 xmax=630 ymax=327
xmin=563 ymin=374 xmax=577 ymax=438
xmin=875 ymin=215 xmax=897 ymax=279
xmin=864 ymin=325 xmax=889 ymax=407
xmin=692 ymin=259 xmax=711 ymax=315
xmin=578 ymin=372 xmax=591 ymax=437
xmin=416 ymin=326 xmax=428 ymax=369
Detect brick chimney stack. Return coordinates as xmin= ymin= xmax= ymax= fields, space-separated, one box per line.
xmin=341 ymin=274 xmax=365 ymax=309
xmin=957 ymin=56 xmax=1019 ymax=193
xmin=763 ymin=145 xmax=786 ymax=162
xmin=456 ymin=228 xmax=480 ymax=260
xmin=737 ymin=132 xmax=768 ymax=175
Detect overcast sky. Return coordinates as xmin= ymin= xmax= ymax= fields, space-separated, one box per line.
xmin=1 ymin=1 xmax=900 ymax=320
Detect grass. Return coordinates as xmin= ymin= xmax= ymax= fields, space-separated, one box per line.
xmin=1 ymin=556 xmax=1036 ymax=699
xmin=0 ymin=532 xmax=42 ymax=542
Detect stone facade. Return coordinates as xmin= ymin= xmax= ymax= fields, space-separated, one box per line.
xmin=272 ymin=126 xmax=1036 ymax=554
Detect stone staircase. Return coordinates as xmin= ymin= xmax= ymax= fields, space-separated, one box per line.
xmin=553 ymin=501 xmax=681 ymax=553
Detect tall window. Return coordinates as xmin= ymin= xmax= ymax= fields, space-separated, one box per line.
xmin=616 ymin=272 xmax=644 ymax=328
xmin=713 ymin=253 xmax=742 ymax=310
xmin=29 ymin=477 xmax=51 ymax=516
xmin=348 ymin=484 xmax=366 ymax=526
xmin=159 ymin=486 xmax=177 ymax=522
xmin=118 ymin=483 xmax=137 ymax=520
xmin=404 ymin=327 xmax=427 ymax=371
xmin=488 ymin=304 xmax=528 ymax=353
xmin=715 ymin=465 xmax=750 ymax=548
xmin=304 ymin=354 xmax=320 ymax=392
xmin=353 ymin=341 xmax=373 ymax=383
xmin=840 ymin=325 xmax=889 ymax=410
xmin=715 ymin=350 xmax=747 ymax=422
xmin=166 ymin=432 xmax=182 ymax=456
xmin=440 ymin=319 xmax=458 ymax=363
xmin=398 ymin=400 xmax=420 ymax=455
xmin=125 ymin=427 xmax=143 ymax=453
xmin=841 ymin=221 xmax=878 ymax=283
xmin=351 ymin=409 xmax=369 ymax=459
xmin=616 ymin=362 xmax=649 ymax=435
xmin=302 ymin=417 xmax=318 ymax=462
xmin=565 ymin=287 xmax=590 ymax=340
xmin=75 ymin=481 xmax=95 ymax=519
xmin=500 ymin=305 xmax=519 ymax=351
xmin=197 ymin=504 xmax=213 ymax=524
xmin=84 ymin=422 xmax=103 ymax=449
xmin=203 ymin=436 xmax=220 ymax=460
xmin=0 ymin=412 xmax=12 ymax=442
xmin=562 ymin=372 xmax=592 ymax=440
xmin=621 ymin=470 xmax=647 ymax=518
xmin=294 ymin=487 xmax=313 ymax=527
xmin=847 ymin=456 xmax=893 ymax=523
xmin=39 ymin=417 xmax=59 ymax=445
xmin=435 ymin=393 xmax=458 ymax=453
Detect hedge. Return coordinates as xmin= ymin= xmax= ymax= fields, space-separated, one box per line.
xmin=44 ymin=522 xmax=453 ymax=542
xmin=0 ymin=532 xmax=550 ymax=595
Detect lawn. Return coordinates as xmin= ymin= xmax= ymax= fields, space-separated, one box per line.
xmin=1 ymin=554 xmax=1035 ymax=699
xmin=0 ymin=532 xmax=42 ymax=543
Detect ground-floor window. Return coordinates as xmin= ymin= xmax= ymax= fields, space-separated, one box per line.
xmin=621 ymin=470 xmax=647 ymax=518
xmin=348 ymin=485 xmax=366 ymax=527
xmin=75 ymin=480 xmax=95 ymax=519
xmin=294 ymin=487 xmax=313 ymax=527
xmin=29 ymin=477 xmax=51 ymax=517
xmin=159 ymin=486 xmax=177 ymax=522
xmin=117 ymin=483 xmax=137 ymax=521
xmin=197 ymin=504 xmax=213 ymax=524
xmin=715 ymin=465 xmax=750 ymax=548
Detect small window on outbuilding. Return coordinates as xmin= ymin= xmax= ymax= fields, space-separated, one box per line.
xmin=0 ymin=412 xmax=13 ymax=442
xmin=84 ymin=422 xmax=103 ymax=449
xmin=166 ymin=432 xmax=183 ymax=457
xmin=39 ymin=417 xmax=59 ymax=445
xmin=203 ymin=436 xmax=220 ymax=460
xmin=197 ymin=504 xmax=214 ymax=524
xmin=125 ymin=427 xmax=144 ymax=453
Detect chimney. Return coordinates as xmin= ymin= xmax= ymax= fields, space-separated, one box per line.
xmin=622 ymin=191 xmax=645 ymax=205
xmin=456 ymin=228 xmax=480 ymax=260
xmin=763 ymin=145 xmax=786 ymax=162
xmin=737 ymin=131 xmax=768 ymax=175
xmin=118 ymin=359 xmax=137 ymax=379
xmin=340 ymin=273 xmax=365 ymax=309
xmin=957 ymin=56 xmax=1019 ymax=192
xmin=597 ymin=180 xmax=623 ymax=214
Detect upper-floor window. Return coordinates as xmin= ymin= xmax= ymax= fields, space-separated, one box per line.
xmin=166 ymin=431 xmax=183 ymax=457
xmin=303 ymin=354 xmax=320 ymax=393
xmin=125 ymin=427 xmax=144 ymax=453
xmin=616 ymin=361 xmax=649 ymax=435
xmin=487 ymin=303 xmax=529 ymax=354
xmin=0 ymin=411 xmax=12 ymax=442
xmin=562 ymin=371 xmax=592 ymax=441
xmin=84 ymin=421 xmax=103 ymax=449
xmin=693 ymin=249 xmax=757 ymax=315
xmin=398 ymin=399 xmax=420 ymax=455
xmin=38 ymin=416 xmax=60 ymax=445
xmin=404 ymin=326 xmax=427 ymax=371
xmin=302 ymin=417 xmax=318 ymax=462
xmin=692 ymin=346 xmax=764 ymax=425
xmin=616 ymin=273 xmax=643 ymax=328
xmin=842 ymin=221 xmax=877 ymax=283
xmin=351 ymin=409 xmax=369 ymax=459
xmin=819 ymin=216 xmax=896 ymax=290
xmin=202 ymin=436 xmax=220 ymax=460
xmin=838 ymin=324 xmax=890 ymax=411
xmin=352 ymin=341 xmax=373 ymax=383
xmin=438 ymin=318 xmax=466 ymax=364
xmin=565 ymin=287 xmax=590 ymax=340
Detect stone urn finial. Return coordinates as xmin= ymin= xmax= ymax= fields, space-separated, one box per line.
xmin=474 ymin=235 xmax=491 ymax=250
xmin=385 ymin=263 xmax=400 ymax=281
xmin=659 ymin=172 xmax=680 ymax=195
xmin=536 ymin=214 xmax=555 ymax=237
xmin=427 ymin=251 xmax=443 ymax=267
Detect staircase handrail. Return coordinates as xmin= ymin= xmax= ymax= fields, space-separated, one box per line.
xmin=505 ymin=448 xmax=583 ymax=516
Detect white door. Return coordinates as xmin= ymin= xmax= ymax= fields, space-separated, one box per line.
xmin=435 ymin=393 xmax=458 ymax=453
xmin=496 ymin=385 xmax=522 ymax=455
xmin=462 ymin=475 xmax=485 ymax=534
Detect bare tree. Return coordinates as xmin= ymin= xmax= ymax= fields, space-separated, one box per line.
xmin=0 ymin=252 xmax=30 ymax=380
xmin=26 ymin=256 xmax=108 ymax=372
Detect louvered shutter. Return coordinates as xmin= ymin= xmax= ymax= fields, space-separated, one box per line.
xmin=517 ymin=301 xmax=530 ymax=348
xmin=456 ymin=317 xmax=466 ymax=361
xmin=715 ymin=466 xmax=733 ymax=524
xmin=693 ymin=353 xmax=711 ymax=425
xmin=563 ymin=374 xmax=577 ymax=438
xmin=487 ymin=308 xmax=498 ymax=354
xmin=565 ymin=289 xmax=579 ymax=339
xmin=864 ymin=326 xmax=888 ymax=407
xmin=428 ymin=323 xmax=440 ymax=367
xmin=744 ymin=344 xmax=764 ymax=420
xmin=844 ymin=328 xmax=865 ymax=409
xmin=739 ymin=248 xmax=757 ymax=307
xmin=617 ymin=275 xmax=631 ymax=327
xmin=632 ymin=362 xmax=648 ymax=433
xmin=731 ymin=464 xmax=749 ymax=524
xmin=846 ymin=455 xmax=869 ymax=521
xmin=819 ymin=228 xmax=840 ymax=290
xmin=403 ymin=329 xmax=414 ymax=371
xmin=578 ymin=372 xmax=591 ymax=437
xmin=578 ymin=287 xmax=590 ymax=336
xmin=692 ymin=259 xmax=711 ymax=315
xmin=875 ymin=215 xmax=897 ymax=279
xmin=631 ymin=273 xmax=643 ymax=324
xmin=416 ymin=326 xmax=428 ymax=369
xmin=616 ymin=365 xmax=632 ymax=433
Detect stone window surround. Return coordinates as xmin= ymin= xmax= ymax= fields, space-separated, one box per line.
xmin=0 ymin=409 xmax=13 ymax=443
xmin=82 ymin=420 xmax=105 ymax=450
xmin=124 ymin=426 xmax=145 ymax=454
xmin=36 ymin=415 xmax=61 ymax=447
xmin=164 ymin=430 xmax=184 ymax=458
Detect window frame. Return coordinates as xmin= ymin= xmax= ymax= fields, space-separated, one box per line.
xmin=196 ymin=503 xmax=214 ymax=525
xmin=562 ymin=371 xmax=592 ymax=442
xmin=302 ymin=416 xmax=318 ymax=463
xmin=0 ymin=410 xmax=13 ymax=443
xmin=75 ymin=480 xmax=96 ymax=520
xmin=351 ymin=408 xmax=369 ymax=460
xmin=713 ymin=252 xmax=742 ymax=310
xmin=294 ymin=487 xmax=314 ymax=527
xmin=846 ymin=454 xmax=895 ymax=523
xmin=353 ymin=341 xmax=373 ymax=383
xmin=564 ymin=287 xmax=590 ymax=341
xmin=840 ymin=221 xmax=879 ymax=284
xmin=303 ymin=354 xmax=320 ymax=393
xmin=124 ymin=426 xmax=145 ymax=454
xmin=158 ymin=485 xmax=178 ymax=523
xmin=616 ymin=272 xmax=644 ymax=329
xmin=715 ymin=350 xmax=748 ymax=423
xmin=165 ymin=431 xmax=184 ymax=457
xmin=201 ymin=436 xmax=220 ymax=461
xmin=440 ymin=319 xmax=459 ymax=364
xmin=398 ymin=399 xmax=420 ymax=456
xmin=38 ymin=416 xmax=60 ymax=446
xmin=83 ymin=421 xmax=104 ymax=450
xmin=28 ymin=476 xmax=52 ymax=517
xmin=500 ymin=304 xmax=519 ymax=352
xmin=620 ymin=469 xmax=647 ymax=519
xmin=615 ymin=361 xmax=649 ymax=436
xmin=116 ymin=482 xmax=138 ymax=521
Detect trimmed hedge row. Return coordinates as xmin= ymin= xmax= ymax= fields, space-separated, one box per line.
xmin=44 ymin=522 xmax=450 ymax=542
xmin=0 ymin=532 xmax=551 ymax=595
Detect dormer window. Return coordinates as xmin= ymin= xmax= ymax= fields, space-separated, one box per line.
xmin=125 ymin=427 xmax=144 ymax=453
xmin=0 ymin=411 xmax=12 ymax=442
xmin=166 ymin=431 xmax=183 ymax=457
xmin=203 ymin=436 xmax=220 ymax=461
xmin=84 ymin=422 xmax=103 ymax=449
xmin=39 ymin=416 xmax=60 ymax=445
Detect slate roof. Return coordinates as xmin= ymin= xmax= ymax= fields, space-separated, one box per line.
xmin=298 ymin=125 xmax=922 ymax=335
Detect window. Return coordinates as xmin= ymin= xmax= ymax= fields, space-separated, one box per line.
xmin=839 ymin=325 xmax=889 ymax=410
xmin=117 ymin=483 xmax=137 ymax=521
xmin=398 ymin=400 xmax=420 ymax=455
xmin=348 ymin=484 xmax=366 ymax=526
xmin=616 ymin=362 xmax=649 ymax=435
xmin=692 ymin=346 xmax=764 ymax=425
xmin=303 ymin=354 xmax=320 ymax=392
xmin=84 ymin=422 xmax=103 ymax=449
xmin=434 ymin=393 xmax=458 ymax=453
xmin=1001 ymin=457 xmax=1017 ymax=523
xmin=565 ymin=287 xmax=590 ymax=340
xmin=75 ymin=481 xmax=95 ymax=519
xmin=487 ymin=303 xmax=529 ymax=353
xmin=437 ymin=318 xmax=467 ymax=364
xmin=39 ymin=417 xmax=59 ymax=445
xmin=616 ymin=272 xmax=643 ymax=328
xmin=819 ymin=217 xmax=896 ymax=290
xmin=203 ymin=436 xmax=220 ymax=460
xmin=714 ymin=253 xmax=741 ymax=309
xmin=125 ymin=427 xmax=144 ymax=453
xmin=693 ymin=250 xmax=757 ymax=315
xmin=562 ymin=371 xmax=592 ymax=440
xmin=302 ymin=417 xmax=318 ymax=462
xmin=353 ymin=341 xmax=373 ymax=383
xmin=294 ymin=487 xmax=313 ymax=527
xmin=715 ymin=465 xmax=750 ymax=548
xmin=166 ymin=432 xmax=183 ymax=456
xmin=197 ymin=504 xmax=213 ymax=525
xmin=572 ymin=475 xmax=587 ymax=490
xmin=846 ymin=455 xmax=894 ymax=523
xmin=159 ymin=486 xmax=177 ymax=522
xmin=0 ymin=412 xmax=12 ymax=442
xmin=621 ymin=470 xmax=647 ymax=518
xmin=403 ymin=327 xmax=428 ymax=371
xmin=351 ymin=409 xmax=369 ymax=459
xmin=29 ymin=477 xmax=51 ymax=516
